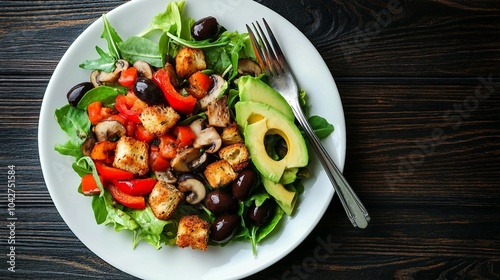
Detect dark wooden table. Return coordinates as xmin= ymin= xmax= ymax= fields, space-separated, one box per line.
xmin=1 ymin=0 xmax=499 ymax=279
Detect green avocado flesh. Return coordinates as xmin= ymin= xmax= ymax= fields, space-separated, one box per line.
xmin=237 ymin=75 xmax=294 ymax=121
xmin=262 ymin=178 xmax=296 ymax=215
xmin=236 ymin=101 xmax=308 ymax=182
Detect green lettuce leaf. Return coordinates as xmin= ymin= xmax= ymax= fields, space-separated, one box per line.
xmin=137 ymin=1 xmax=185 ymax=37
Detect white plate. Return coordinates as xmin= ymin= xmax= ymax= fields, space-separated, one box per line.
xmin=38 ymin=0 xmax=346 ymax=279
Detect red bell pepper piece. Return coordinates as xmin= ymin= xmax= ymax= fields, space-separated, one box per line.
xmin=88 ymin=101 xmax=113 ymax=125
xmin=153 ymin=68 xmax=197 ymax=115
xmin=112 ymin=178 xmax=157 ymax=196
xmin=118 ymin=66 xmax=138 ymax=88
xmin=149 ymin=146 xmax=170 ymax=172
xmin=135 ymin=124 xmax=155 ymax=143
xmin=107 ymin=183 xmax=146 ymax=210
xmin=173 ymin=125 xmax=196 ymax=147
xmin=187 ymin=71 xmax=213 ymax=99
xmin=81 ymin=173 xmax=102 ymax=195
xmin=159 ymin=133 xmax=178 ymax=159
xmin=95 ymin=162 xmax=134 ymax=181
xmin=115 ymin=92 xmax=144 ymax=123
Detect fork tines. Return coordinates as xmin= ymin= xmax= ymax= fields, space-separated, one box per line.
xmin=246 ymin=19 xmax=287 ymax=77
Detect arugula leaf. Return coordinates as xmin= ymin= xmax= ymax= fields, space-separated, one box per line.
xmin=118 ymin=36 xmax=163 ymax=67
xmin=309 ymin=115 xmax=334 ymax=139
xmin=101 ymin=14 xmax=122 ymax=59
xmin=165 ymin=32 xmax=230 ymax=49
xmin=76 ymin=85 xmax=128 ymax=109
xmin=71 ymin=159 xmax=92 ymax=177
xmin=137 ymin=1 xmax=185 ymax=37
xmin=79 ymin=46 xmax=116 ymax=72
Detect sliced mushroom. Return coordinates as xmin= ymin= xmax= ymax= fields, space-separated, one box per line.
xmin=237 ymin=58 xmax=262 ymax=77
xmin=207 ymin=95 xmax=231 ymax=128
xmin=155 ymin=169 xmax=177 ymax=184
xmin=189 ymin=118 xmax=222 ymax=153
xmin=134 ymin=60 xmax=153 ymax=79
xmin=188 ymin=152 xmax=210 ymax=172
xmin=170 ymin=147 xmax=202 ymax=172
xmin=93 ymin=120 xmax=126 ymax=142
xmin=177 ymin=173 xmax=206 ymax=204
xmin=199 ymin=74 xmax=226 ymax=110
xmin=90 ymin=59 xmax=130 ymax=87
xmin=82 ymin=130 xmax=97 ymax=156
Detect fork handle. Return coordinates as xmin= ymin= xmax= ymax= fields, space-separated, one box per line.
xmin=291 ymin=102 xmax=370 ymax=228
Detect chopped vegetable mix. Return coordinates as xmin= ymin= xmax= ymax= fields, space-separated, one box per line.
xmin=54 ymin=1 xmax=333 ymax=254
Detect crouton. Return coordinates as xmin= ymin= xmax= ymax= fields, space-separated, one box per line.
xmin=148 ymin=181 xmax=184 ymax=220
xmin=221 ymin=123 xmax=244 ymax=146
xmin=218 ymin=143 xmax=250 ymax=172
xmin=204 ymin=160 xmax=238 ymax=188
xmin=176 ymin=215 xmax=209 ymax=251
xmin=175 ymin=47 xmax=206 ymax=78
xmin=112 ymin=136 xmax=149 ymax=176
xmin=139 ymin=105 xmax=180 ymax=136
xmin=207 ymin=96 xmax=231 ymax=128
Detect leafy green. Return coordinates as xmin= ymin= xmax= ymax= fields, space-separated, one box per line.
xmin=55 ymin=139 xmax=83 ymax=159
xmin=309 ymin=115 xmax=335 ymax=139
xmin=127 ymin=206 xmax=175 ymax=249
xmin=137 ymin=1 xmax=185 ymax=37
xmin=75 ymin=156 xmax=105 ymax=196
xmin=76 ymin=85 xmax=128 ymax=109
xmin=92 ymin=195 xmax=109 ymax=224
xmin=79 ymin=46 xmax=116 ymax=72
xmin=101 ymin=14 xmax=122 ymax=59
xmin=233 ymin=192 xmax=286 ymax=256
xmin=119 ymin=36 xmax=163 ymax=67
xmin=54 ymin=105 xmax=90 ymax=159
xmin=165 ymin=32 xmax=230 ymax=49
xmin=203 ymin=31 xmax=254 ymax=79
xmin=55 ymin=105 xmax=90 ymax=140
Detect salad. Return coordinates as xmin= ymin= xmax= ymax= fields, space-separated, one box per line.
xmin=54 ymin=1 xmax=333 ymax=254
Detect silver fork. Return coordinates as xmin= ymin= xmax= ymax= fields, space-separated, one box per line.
xmin=247 ymin=19 xmax=370 ymax=228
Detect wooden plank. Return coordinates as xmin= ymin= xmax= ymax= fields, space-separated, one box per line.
xmin=0 ymin=1 xmax=499 ymax=77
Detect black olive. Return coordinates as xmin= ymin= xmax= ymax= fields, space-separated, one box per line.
xmin=205 ymin=189 xmax=237 ymax=214
xmin=133 ymin=77 xmax=165 ymax=105
xmin=232 ymin=168 xmax=257 ymax=200
xmin=191 ymin=16 xmax=220 ymax=41
xmin=209 ymin=213 xmax=240 ymax=243
xmin=66 ymin=82 xmax=93 ymax=107
xmin=247 ymin=199 xmax=274 ymax=227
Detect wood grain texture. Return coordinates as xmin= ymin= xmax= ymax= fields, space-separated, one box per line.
xmin=1 ymin=0 xmax=499 ymax=279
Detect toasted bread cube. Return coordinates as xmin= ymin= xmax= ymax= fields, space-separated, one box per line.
xmin=176 ymin=215 xmax=209 ymax=251
xmin=218 ymin=143 xmax=250 ymax=172
xmin=112 ymin=136 xmax=149 ymax=176
xmin=148 ymin=181 xmax=184 ymax=220
xmin=139 ymin=105 xmax=180 ymax=136
xmin=204 ymin=160 xmax=238 ymax=188
xmin=175 ymin=47 xmax=206 ymax=78
xmin=221 ymin=123 xmax=244 ymax=146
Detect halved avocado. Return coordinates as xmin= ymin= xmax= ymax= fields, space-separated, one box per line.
xmin=238 ymin=101 xmax=308 ymax=182
xmin=237 ymin=76 xmax=294 ymax=121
